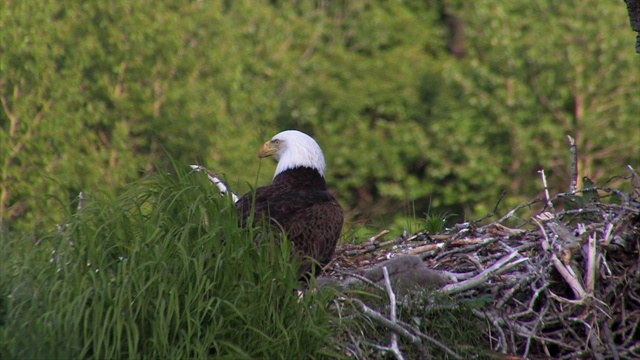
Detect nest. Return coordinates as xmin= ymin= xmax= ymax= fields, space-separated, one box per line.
xmin=325 ymin=167 xmax=640 ymax=359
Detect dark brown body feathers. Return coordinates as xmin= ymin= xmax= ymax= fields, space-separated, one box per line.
xmin=236 ymin=167 xmax=343 ymax=275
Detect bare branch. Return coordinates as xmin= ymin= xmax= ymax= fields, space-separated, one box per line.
xmin=584 ymin=232 xmax=597 ymax=294
xmin=567 ymin=135 xmax=578 ymax=193
xmin=352 ymin=299 xmax=421 ymax=345
xmin=439 ymin=251 xmax=523 ymax=295
xmin=382 ymin=266 xmax=404 ymax=360
xmin=538 ymin=169 xmax=553 ymax=210
xmin=472 ymin=190 xmax=507 ymax=224
xmin=535 ymin=213 xmax=586 ymax=300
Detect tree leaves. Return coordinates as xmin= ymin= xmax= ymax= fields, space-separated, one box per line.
xmin=1 ymin=0 xmax=637 ymax=231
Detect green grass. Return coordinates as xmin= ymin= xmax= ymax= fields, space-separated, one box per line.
xmin=422 ymin=212 xmax=453 ymax=234
xmin=0 ymin=166 xmax=340 ymax=359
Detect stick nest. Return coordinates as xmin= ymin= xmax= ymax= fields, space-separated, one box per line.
xmin=325 ymin=171 xmax=640 ymax=359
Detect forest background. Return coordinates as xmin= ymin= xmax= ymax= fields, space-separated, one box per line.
xmin=1 ymin=0 xmax=639 ymax=235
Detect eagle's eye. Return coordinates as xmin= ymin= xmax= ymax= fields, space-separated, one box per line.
xmin=271 ymin=139 xmax=281 ymax=145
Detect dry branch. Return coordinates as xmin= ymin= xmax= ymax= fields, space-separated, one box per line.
xmin=382 ymin=266 xmax=404 ymax=360
xmin=567 ymin=135 xmax=578 ymax=193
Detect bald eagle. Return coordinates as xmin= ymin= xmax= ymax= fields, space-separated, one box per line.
xmin=235 ymin=130 xmax=344 ymax=276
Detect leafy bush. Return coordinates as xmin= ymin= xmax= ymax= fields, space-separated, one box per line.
xmin=2 ymin=0 xmax=637 ymax=236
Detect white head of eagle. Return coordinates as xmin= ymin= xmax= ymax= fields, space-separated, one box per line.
xmin=236 ymin=129 xmax=343 ymax=277
xmin=257 ymin=130 xmax=326 ymax=178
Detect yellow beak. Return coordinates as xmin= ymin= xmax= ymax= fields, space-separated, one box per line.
xmin=257 ymin=141 xmax=279 ymax=158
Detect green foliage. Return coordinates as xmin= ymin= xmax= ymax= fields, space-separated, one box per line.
xmin=422 ymin=212 xmax=451 ymax=234
xmin=2 ymin=0 xmax=637 ymax=232
xmin=0 ymin=168 xmax=339 ymax=359
xmin=436 ymin=0 xmax=640 ymax=215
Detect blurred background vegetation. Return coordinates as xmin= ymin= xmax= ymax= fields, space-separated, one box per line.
xmin=2 ymin=0 xmax=638 ymax=235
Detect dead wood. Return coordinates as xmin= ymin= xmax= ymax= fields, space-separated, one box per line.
xmin=324 ymin=165 xmax=640 ymax=359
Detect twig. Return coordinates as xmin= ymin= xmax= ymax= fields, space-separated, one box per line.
xmin=601 ymin=324 xmax=620 ymax=360
xmin=538 ymin=169 xmax=553 ymax=210
xmin=534 ymin=214 xmax=586 ymax=300
xmin=546 ymin=290 xmax=588 ymax=305
xmin=396 ymin=319 xmax=462 ymax=359
xmin=472 ymin=190 xmax=507 ymax=224
xmin=496 ymin=273 xmax=537 ymax=309
xmin=437 ymin=270 xmax=475 ymax=282
xmin=433 ymin=237 xmax=498 ymax=261
xmin=352 ymin=299 xmax=421 ymax=345
xmin=340 ymin=231 xmax=425 ymax=256
xmin=382 ymin=266 xmax=404 ymax=360
xmin=473 ymin=310 xmax=509 ymax=352
xmin=587 ymin=324 xmax=605 ymax=360
xmin=627 ymin=164 xmax=640 ymax=204
xmin=410 ymin=236 xmax=490 ymax=256
xmin=439 ymin=252 xmax=522 ymax=295
xmin=369 ymin=229 xmax=390 ymax=243
xmin=511 ymin=282 xmax=549 ymax=319
xmin=408 ymin=242 xmax=446 ymax=255
xmin=601 ymin=222 xmax=615 ymax=246
xmin=544 ymin=216 xmax=580 ymax=246
xmin=474 ymin=309 xmax=581 ymax=351
xmin=496 ymin=196 xmax=544 ymax=224
xmin=627 ymin=164 xmax=640 ymax=187
xmin=585 ymin=232 xmax=597 ymax=294
xmin=334 ymin=269 xmax=386 ymax=293
xmin=567 ymin=135 xmax=578 ymax=193
xmin=523 ymin=301 xmax=549 ymax=358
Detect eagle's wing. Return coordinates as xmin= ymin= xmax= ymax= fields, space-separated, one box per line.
xmin=236 ymin=185 xmax=343 ymax=270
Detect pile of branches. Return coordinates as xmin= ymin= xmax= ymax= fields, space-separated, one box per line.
xmin=327 ymin=163 xmax=640 ymax=359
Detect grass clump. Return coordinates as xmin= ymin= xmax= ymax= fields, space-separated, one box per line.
xmin=0 ymin=166 xmax=339 ymax=359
